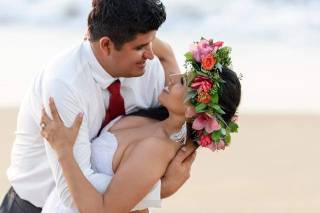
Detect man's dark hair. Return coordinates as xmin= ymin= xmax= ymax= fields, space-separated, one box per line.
xmin=88 ymin=0 xmax=166 ymax=50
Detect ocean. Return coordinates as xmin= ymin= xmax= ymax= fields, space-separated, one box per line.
xmin=0 ymin=0 xmax=319 ymax=113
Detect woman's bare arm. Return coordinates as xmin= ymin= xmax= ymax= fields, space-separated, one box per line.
xmin=101 ymin=137 xmax=175 ymax=212
xmin=152 ymin=37 xmax=181 ymax=85
xmin=55 ymin=136 xmax=174 ymax=213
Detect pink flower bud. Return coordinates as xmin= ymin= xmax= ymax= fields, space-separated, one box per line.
xmin=217 ymin=140 xmax=225 ymax=150
xmin=231 ymin=115 xmax=239 ymax=124
xmin=213 ymin=41 xmax=224 ymax=48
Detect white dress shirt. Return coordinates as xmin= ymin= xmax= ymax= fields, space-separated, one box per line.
xmin=7 ymin=41 xmax=165 ymax=208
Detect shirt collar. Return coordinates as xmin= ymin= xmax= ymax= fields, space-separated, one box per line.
xmin=83 ymin=41 xmax=117 ymax=89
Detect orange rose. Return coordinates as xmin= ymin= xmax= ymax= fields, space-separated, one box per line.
xmin=201 ymin=54 xmax=216 ymax=71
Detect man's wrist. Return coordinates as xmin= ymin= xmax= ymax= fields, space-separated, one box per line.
xmin=160 ymin=176 xmax=175 ymax=199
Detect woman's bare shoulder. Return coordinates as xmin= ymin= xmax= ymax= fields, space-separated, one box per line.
xmin=138 ymin=137 xmax=177 ymax=160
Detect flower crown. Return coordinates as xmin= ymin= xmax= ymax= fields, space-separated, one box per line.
xmin=184 ymin=37 xmax=239 ymax=151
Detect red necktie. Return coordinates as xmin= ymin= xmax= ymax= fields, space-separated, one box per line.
xmin=101 ymin=79 xmax=125 ymax=130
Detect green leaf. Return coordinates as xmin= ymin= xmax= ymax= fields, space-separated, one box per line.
xmin=210 ymin=92 xmax=219 ymax=104
xmin=220 ymin=128 xmax=227 ymax=136
xmin=215 ymin=63 xmax=223 ymax=72
xmin=185 ymin=90 xmax=197 ymax=103
xmin=216 ymin=114 xmax=228 ymax=126
xmin=229 ymin=122 xmax=239 ymax=133
xmin=225 ymin=133 xmax=231 ymax=145
xmin=195 ymin=103 xmax=207 ymax=112
xmin=215 ymin=46 xmax=232 ymax=67
xmin=184 ymin=52 xmax=193 ymax=61
xmin=185 ymin=71 xmax=197 ymax=85
xmin=212 ymin=104 xmax=225 ymax=114
xmin=196 ymin=71 xmax=209 ymax=78
xmin=211 ymin=131 xmax=221 ymax=142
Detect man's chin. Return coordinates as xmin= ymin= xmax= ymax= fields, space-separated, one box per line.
xmin=132 ymin=68 xmax=146 ymax=77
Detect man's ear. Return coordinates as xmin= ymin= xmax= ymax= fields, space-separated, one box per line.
xmin=185 ymin=105 xmax=196 ymax=118
xmin=99 ymin=37 xmax=112 ymax=55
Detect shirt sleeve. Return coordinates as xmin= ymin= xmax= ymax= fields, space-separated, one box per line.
xmin=41 ymin=78 xmax=112 ymax=208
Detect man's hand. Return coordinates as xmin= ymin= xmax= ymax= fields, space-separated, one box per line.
xmin=40 ymin=97 xmax=83 ymax=159
xmin=160 ymin=142 xmax=197 ymax=198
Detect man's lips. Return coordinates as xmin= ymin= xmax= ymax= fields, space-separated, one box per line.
xmin=137 ymin=61 xmax=146 ymax=68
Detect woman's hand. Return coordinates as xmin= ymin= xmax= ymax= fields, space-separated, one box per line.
xmin=40 ymin=97 xmax=83 ymax=159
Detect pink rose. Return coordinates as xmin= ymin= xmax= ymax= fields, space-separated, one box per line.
xmin=192 ymin=113 xmax=220 ymax=134
xmin=190 ymin=39 xmax=215 ymax=62
xmin=191 ymin=76 xmax=213 ymax=93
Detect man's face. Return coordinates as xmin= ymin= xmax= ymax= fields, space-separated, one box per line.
xmin=108 ymin=30 xmax=157 ymax=78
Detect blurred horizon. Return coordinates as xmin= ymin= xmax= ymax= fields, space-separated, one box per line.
xmin=0 ymin=0 xmax=319 ymax=114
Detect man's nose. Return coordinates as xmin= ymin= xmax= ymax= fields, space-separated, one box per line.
xmin=143 ymin=45 xmax=154 ymax=60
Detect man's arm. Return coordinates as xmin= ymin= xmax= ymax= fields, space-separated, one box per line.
xmin=41 ymin=79 xmax=112 ymax=208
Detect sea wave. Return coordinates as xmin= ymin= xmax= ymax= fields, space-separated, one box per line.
xmin=1 ymin=0 xmax=319 ymax=46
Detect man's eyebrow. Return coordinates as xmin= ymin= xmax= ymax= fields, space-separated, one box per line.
xmin=135 ymin=43 xmax=149 ymax=48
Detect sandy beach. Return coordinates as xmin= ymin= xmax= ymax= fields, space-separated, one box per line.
xmin=1 ymin=107 xmax=319 ymax=212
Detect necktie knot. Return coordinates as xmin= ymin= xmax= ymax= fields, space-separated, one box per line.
xmin=107 ymin=79 xmax=121 ymax=94
xmin=100 ymin=79 xmax=125 ymax=133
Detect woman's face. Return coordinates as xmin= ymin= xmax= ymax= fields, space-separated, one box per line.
xmin=159 ymin=74 xmax=187 ymax=115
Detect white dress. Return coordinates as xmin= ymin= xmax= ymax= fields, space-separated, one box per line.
xmin=42 ymin=118 xmax=161 ymax=212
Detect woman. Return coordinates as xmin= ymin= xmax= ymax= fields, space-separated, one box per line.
xmin=40 ymin=42 xmax=241 ymax=213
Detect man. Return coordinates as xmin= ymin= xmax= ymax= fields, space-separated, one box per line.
xmin=0 ymin=0 xmax=195 ymax=212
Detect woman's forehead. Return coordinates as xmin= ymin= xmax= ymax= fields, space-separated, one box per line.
xmin=168 ymin=73 xmax=186 ymax=83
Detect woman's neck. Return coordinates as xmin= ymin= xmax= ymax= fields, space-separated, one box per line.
xmin=160 ymin=113 xmax=186 ymax=138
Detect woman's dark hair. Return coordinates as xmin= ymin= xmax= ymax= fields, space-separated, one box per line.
xmin=88 ymin=0 xmax=166 ymax=50
xmin=219 ymin=67 xmax=241 ymax=123
xmin=128 ymin=106 xmax=169 ymax=121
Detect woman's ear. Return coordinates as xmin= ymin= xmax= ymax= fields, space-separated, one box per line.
xmin=185 ymin=105 xmax=196 ymax=118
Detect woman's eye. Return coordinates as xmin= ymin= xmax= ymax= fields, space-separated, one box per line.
xmin=180 ymin=77 xmax=186 ymax=85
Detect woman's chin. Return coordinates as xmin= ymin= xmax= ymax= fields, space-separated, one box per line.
xmin=158 ymin=94 xmax=166 ymax=107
